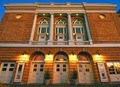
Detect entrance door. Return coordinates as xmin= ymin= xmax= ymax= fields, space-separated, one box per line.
xmin=0 ymin=62 xmax=15 ymax=83
xmin=78 ymin=63 xmax=93 ymax=84
xmin=29 ymin=63 xmax=44 ymax=83
xmin=53 ymin=63 xmax=68 ymax=84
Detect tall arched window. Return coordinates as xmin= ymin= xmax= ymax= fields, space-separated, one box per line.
xmin=72 ymin=19 xmax=87 ymax=43
xmin=37 ymin=19 xmax=49 ymax=43
xmin=73 ymin=19 xmax=84 ymax=34
xmin=55 ymin=19 xmax=68 ymax=42
xmin=38 ymin=19 xmax=49 ymax=34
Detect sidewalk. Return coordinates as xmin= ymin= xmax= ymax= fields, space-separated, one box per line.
xmin=7 ymin=83 xmax=120 ymax=87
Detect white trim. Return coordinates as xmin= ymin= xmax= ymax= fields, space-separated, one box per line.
xmin=83 ymin=3 xmax=116 ymax=7
xmin=0 ymin=44 xmax=120 ymax=47
xmin=36 ymin=10 xmax=85 ymax=13
xmin=14 ymin=62 xmax=25 ymax=82
xmin=97 ymin=62 xmax=108 ymax=82
xmin=29 ymin=14 xmax=37 ymax=44
xmin=86 ymin=10 xmax=116 ymax=13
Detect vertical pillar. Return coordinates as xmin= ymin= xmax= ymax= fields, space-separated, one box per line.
xmin=48 ymin=13 xmax=54 ymax=45
xmin=68 ymin=13 xmax=74 ymax=45
xmin=84 ymin=13 xmax=92 ymax=44
xmin=29 ymin=13 xmax=37 ymax=44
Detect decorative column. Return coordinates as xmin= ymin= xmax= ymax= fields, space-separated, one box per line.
xmin=48 ymin=13 xmax=54 ymax=45
xmin=29 ymin=13 xmax=37 ymax=44
xmin=68 ymin=13 xmax=74 ymax=45
xmin=84 ymin=13 xmax=92 ymax=44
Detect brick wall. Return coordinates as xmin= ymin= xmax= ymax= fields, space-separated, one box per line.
xmin=0 ymin=47 xmax=120 ymax=83
xmin=87 ymin=13 xmax=120 ymax=44
xmin=0 ymin=13 xmax=34 ymax=44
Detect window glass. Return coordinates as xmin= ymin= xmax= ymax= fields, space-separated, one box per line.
xmin=59 ymin=28 xmax=63 ymax=33
xmin=2 ymin=68 xmax=7 ymax=71
xmin=10 ymin=64 xmax=15 ymax=67
xmin=41 ymin=28 xmax=46 ymax=33
xmin=107 ymin=62 xmax=120 ymax=75
xmin=76 ymin=28 xmax=80 ymax=33
xmin=3 ymin=64 xmax=8 ymax=67
xmin=9 ymin=68 xmax=14 ymax=71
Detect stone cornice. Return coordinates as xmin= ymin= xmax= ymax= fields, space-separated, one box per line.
xmin=0 ymin=44 xmax=120 ymax=47
xmin=4 ymin=3 xmax=116 ymax=12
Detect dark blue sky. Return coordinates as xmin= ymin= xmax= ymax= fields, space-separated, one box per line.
xmin=0 ymin=0 xmax=120 ymax=21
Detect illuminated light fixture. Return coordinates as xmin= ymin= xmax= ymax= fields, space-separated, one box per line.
xmin=96 ymin=50 xmax=100 ymax=56
xmin=99 ymin=14 xmax=106 ymax=19
xmin=60 ymin=14 xmax=62 ymax=16
xmin=76 ymin=14 xmax=79 ymax=16
xmin=21 ymin=51 xmax=29 ymax=60
xmin=15 ymin=14 xmax=22 ymax=19
xmin=48 ymin=51 xmax=51 ymax=55
xmin=72 ymin=51 xmax=75 ymax=55
xmin=43 ymin=13 xmax=45 ymax=16
xmin=22 ymin=51 xmax=27 ymax=55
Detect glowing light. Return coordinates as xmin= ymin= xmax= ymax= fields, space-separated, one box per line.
xmin=45 ymin=54 xmax=53 ymax=63
xmin=20 ymin=54 xmax=29 ymax=61
xmin=76 ymin=14 xmax=78 ymax=16
xmin=93 ymin=54 xmax=104 ymax=62
xmin=69 ymin=54 xmax=78 ymax=63
xmin=60 ymin=14 xmax=62 ymax=16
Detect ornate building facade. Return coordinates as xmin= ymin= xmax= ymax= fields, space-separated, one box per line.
xmin=0 ymin=3 xmax=120 ymax=84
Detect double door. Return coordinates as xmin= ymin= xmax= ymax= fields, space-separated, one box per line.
xmin=53 ymin=63 xmax=68 ymax=84
xmin=0 ymin=62 xmax=15 ymax=83
xmin=29 ymin=63 xmax=44 ymax=83
xmin=78 ymin=63 xmax=93 ymax=84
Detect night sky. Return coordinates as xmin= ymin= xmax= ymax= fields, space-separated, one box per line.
xmin=0 ymin=0 xmax=120 ymax=21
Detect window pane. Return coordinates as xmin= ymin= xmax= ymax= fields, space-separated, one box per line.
xmin=18 ymin=65 xmax=23 ymax=71
xmin=59 ymin=28 xmax=63 ymax=33
xmin=73 ymin=28 xmax=75 ymax=33
xmin=10 ymin=64 xmax=15 ymax=67
xmin=40 ymin=68 xmax=43 ymax=72
xmin=47 ymin=28 xmax=49 ymax=33
xmin=76 ymin=28 xmax=80 ymax=33
xmin=9 ymin=68 xmax=14 ymax=71
xmin=41 ymin=28 xmax=46 ymax=33
xmin=3 ymin=64 xmax=8 ymax=67
xmin=2 ymin=68 xmax=7 ymax=71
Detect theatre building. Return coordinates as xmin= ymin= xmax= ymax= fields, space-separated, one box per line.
xmin=0 ymin=2 xmax=120 ymax=84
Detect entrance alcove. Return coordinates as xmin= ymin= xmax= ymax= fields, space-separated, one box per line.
xmin=53 ymin=51 xmax=69 ymax=84
xmin=28 ymin=51 xmax=45 ymax=84
xmin=77 ymin=51 xmax=94 ymax=84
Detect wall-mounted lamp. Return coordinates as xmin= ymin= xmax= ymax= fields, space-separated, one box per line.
xmin=22 ymin=51 xmax=27 ymax=55
xmin=96 ymin=50 xmax=100 ymax=56
xmin=72 ymin=51 xmax=74 ymax=55
xmin=21 ymin=51 xmax=29 ymax=61
xmin=48 ymin=51 xmax=51 ymax=55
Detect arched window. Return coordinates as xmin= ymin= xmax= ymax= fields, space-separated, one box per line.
xmin=55 ymin=54 xmax=68 ymax=62
xmin=38 ymin=19 xmax=49 ymax=34
xmin=56 ymin=19 xmax=66 ymax=25
xmin=55 ymin=19 xmax=68 ymax=41
xmin=73 ymin=19 xmax=84 ymax=34
xmin=40 ymin=19 xmax=49 ymax=25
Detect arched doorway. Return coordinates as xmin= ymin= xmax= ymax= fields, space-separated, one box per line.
xmin=77 ymin=51 xmax=94 ymax=84
xmin=29 ymin=51 xmax=45 ymax=83
xmin=53 ymin=51 xmax=69 ymax=84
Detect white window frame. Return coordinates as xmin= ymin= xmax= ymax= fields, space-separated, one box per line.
xmin=14 ymin=62 xmax=25 ymax=82
xmin=107 ymin=62 xmax=120 ymax=82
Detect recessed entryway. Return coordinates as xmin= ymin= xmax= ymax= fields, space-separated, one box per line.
xmin=77 ymin=52 xmax=94 ymax=84
xmin=29 ymin=51 xmax=45 ymax=84
xmin=53 ymin=51 xmax=69 ymax=84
